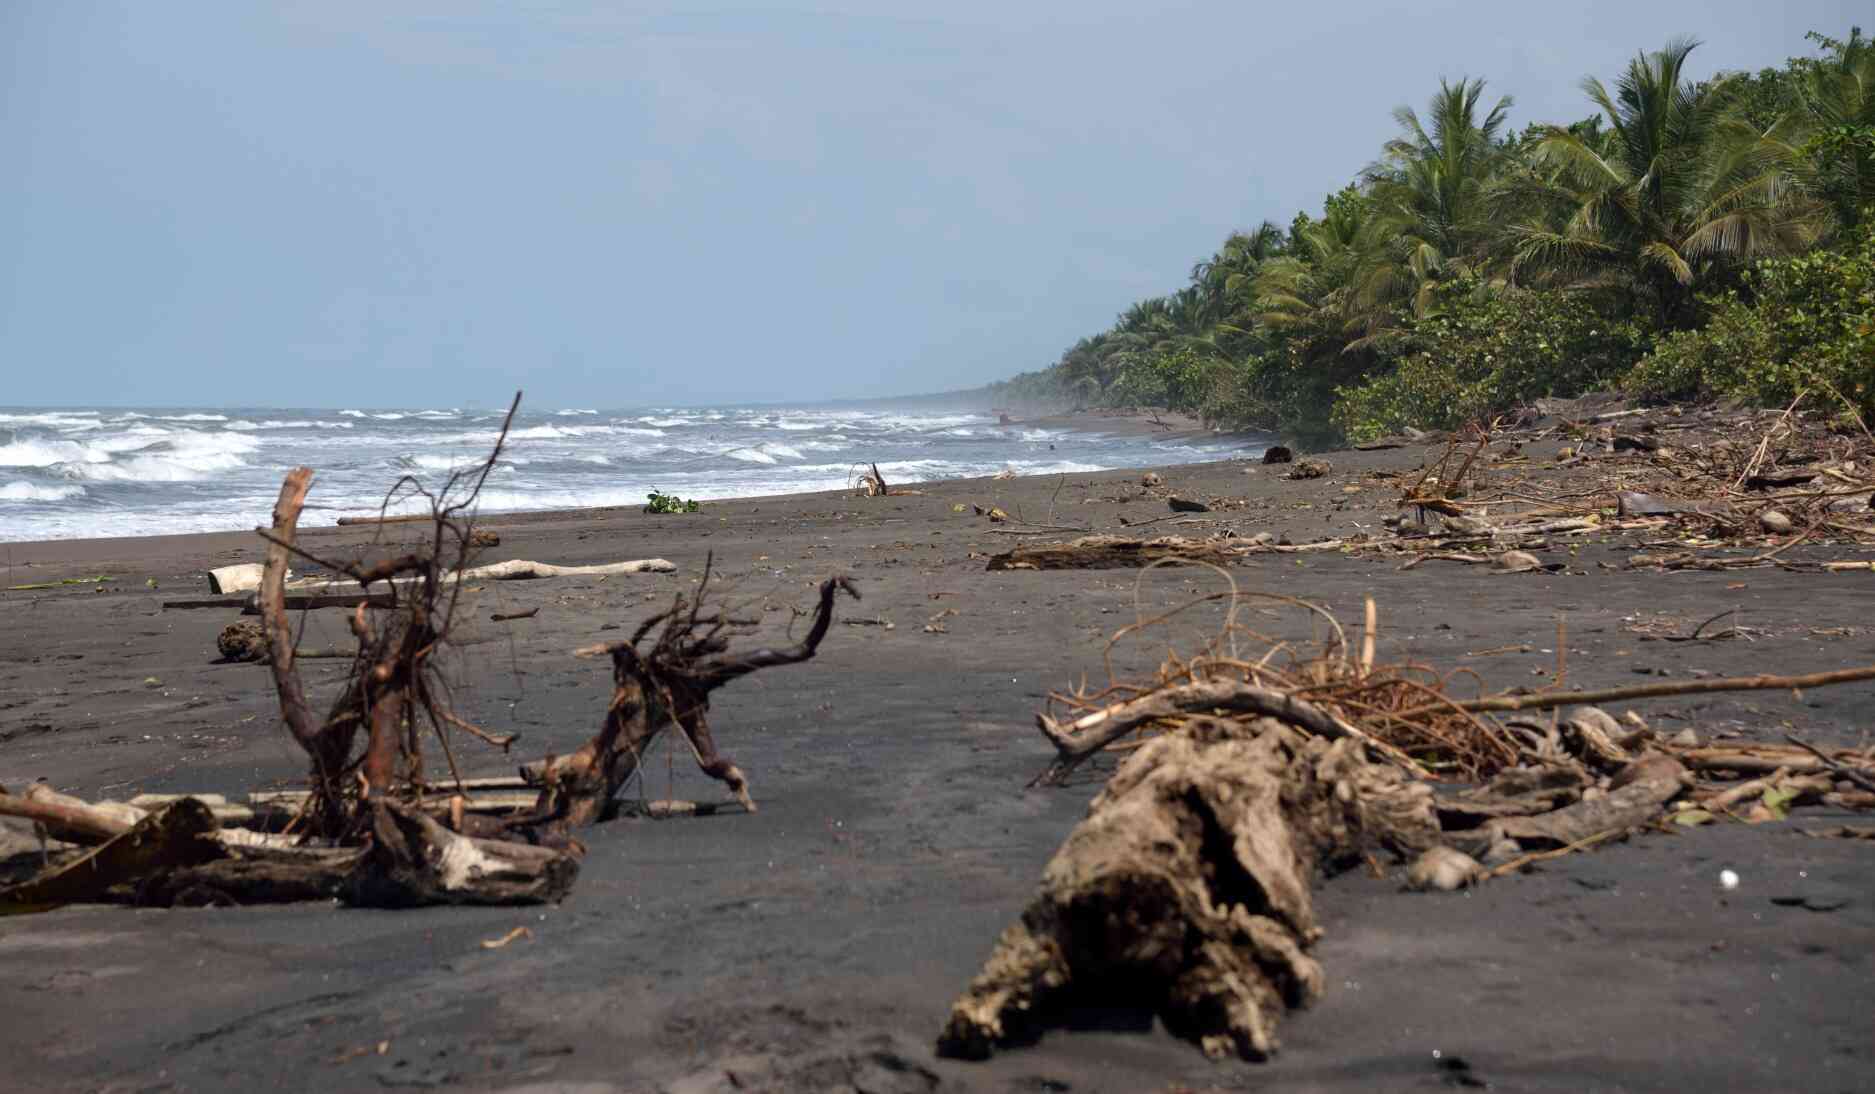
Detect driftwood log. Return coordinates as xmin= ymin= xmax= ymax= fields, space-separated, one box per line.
xmin=523 ymin=567 xmax=859 ymax=830
xmin=938 ymin=716 xmax=1438 ymax=1062
xmin=985 ymin=535 xmax=1244 ymax=572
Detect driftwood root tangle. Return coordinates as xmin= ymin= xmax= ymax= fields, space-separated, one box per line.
xmin=938 ymin=717 xmax=1437 ymax=1062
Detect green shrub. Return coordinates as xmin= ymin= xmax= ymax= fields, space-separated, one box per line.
xmin=1331 ymin=284 xmax=1652 ymax=440
xmin=644 ymin=489 xmax=700 ymax=514
xmin=1628 ymin=219 xmax=1875 ymax=415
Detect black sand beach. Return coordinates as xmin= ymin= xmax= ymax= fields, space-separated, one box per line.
xmin=3 ymin=425 xmax=1873 ymax=1093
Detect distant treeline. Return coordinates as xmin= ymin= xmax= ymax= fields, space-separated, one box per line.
xmin=976 ymin=30 xmax=1874 ymax=447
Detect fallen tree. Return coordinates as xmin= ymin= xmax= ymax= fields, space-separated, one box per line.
xmin=943 ymin=588 xmax=1875 ymax=1063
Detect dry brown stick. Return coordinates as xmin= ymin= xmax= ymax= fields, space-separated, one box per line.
xmin=1700 ymin=767 xmax=1793 ymax=811
xmin=1394 ymin=662 xmax=1875 ymax=720
xmin=491 ymin=607 xmax=540 ymax=622
xmin=1360 ymin=597 xmax=1377 ymax=674
xmin=1483 ymin=827 xmax=1626 ymax=879
xmin=336 ymin=513 xmax=434 ymax=526
xmin=1783 ymin=733 xmax=1875 ymax=794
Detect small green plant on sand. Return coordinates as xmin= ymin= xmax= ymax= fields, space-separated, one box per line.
xmin=644 ymin=489 xmax=701 ymax=514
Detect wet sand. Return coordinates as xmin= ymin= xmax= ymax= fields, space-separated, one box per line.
xmin=3 ymin=432 xmax=1873 ymax=1093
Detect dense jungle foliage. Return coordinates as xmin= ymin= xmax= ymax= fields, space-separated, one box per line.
xmin=982 ymin=30 xmax=1875 ymax=447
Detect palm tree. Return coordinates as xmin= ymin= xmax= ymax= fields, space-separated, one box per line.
xmin=1514 ymin=37 xmax=1827 ymax=325
xmin=1789 ymin=28 xmax=1875 ymax=229
xmin=1366 ymin=77 xmax=1514 ymax=303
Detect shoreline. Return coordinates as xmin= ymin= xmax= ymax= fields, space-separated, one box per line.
xmin=3 ymin=415 xmax=1872 ymax=1092
xmin=0 ymin=407 xmax=1271 ymax=562
xmin=0 ymin=407 xmax=1267 ymax=555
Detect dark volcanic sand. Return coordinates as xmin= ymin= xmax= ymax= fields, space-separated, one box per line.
xmin=2 ymin=438 xmax=1873 ymax=1093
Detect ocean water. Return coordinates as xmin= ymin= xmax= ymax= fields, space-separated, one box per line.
xmin=0 ymin=404 xmax=1263 ymax=542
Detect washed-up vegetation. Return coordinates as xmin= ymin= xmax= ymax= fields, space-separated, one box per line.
xmin=984 ymin=30 xmax=1874 ymax=448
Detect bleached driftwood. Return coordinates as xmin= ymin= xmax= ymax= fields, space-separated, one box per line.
xmin=281 ymin=557 xmax=676 ymax=594
xmin=208 ymin=563 xmax=266 ymax=594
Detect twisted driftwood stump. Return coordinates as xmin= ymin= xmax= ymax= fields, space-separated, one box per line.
xmin=938 ymin=716 xmax=1438 ymax=1061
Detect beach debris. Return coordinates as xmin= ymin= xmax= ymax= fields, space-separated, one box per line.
xmin=481 ymin=926 xmax=533 ymax=949
xmin=0 ymin=799 xmax=223 ymax=912
xmin=217 ymin=619 xmax=269 ymax=662
xmin=853 ymin=461 xmax=925 ymax=496
xmin=993 ymin=467 xmax=1017 ymax=480
xmin=1285 ymin=458 xmax=1331 ymax=480
xmin=208 ymin=563 xmax=265 ymax=594
xmin=1262 ymin=445 xmax=1294 ymax=464
xmin=521 ymin=559 xmax=858 ymax=831
xmin=984 ymin=535 xmax=1243 ymax=571
xmin=489 ymin=606 xmax=539 ymax=622
xmin=3 ymin=397 xmax=856 ymax=913
xmin=952 ymin=580 xmax=1874 ymax=1063
xmin=1492 ymin=549 xmax=1547 ymax=573
xmin=1140 ymin=471 xmax=1162 ymax=486
xmin=1167 ymin=495 xmax=1209 ymax=512
xmin=5 ymin=574 xmax=112 ymax=591
xmin=938 ymin=716 xmax=1437 ymax=1062
xmin=1405 ymin=846 xmax=1485 ymax=892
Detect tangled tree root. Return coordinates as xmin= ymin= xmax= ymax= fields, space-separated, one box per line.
xmin=938 ymin=716 xmax=1437 ymax=1062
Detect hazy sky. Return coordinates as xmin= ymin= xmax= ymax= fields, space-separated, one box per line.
xmin=2 ymin=2 xmax=1861 ymax=409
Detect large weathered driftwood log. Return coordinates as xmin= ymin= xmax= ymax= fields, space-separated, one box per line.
xmin=938 ymin=716 xmax=1438 ymax=1062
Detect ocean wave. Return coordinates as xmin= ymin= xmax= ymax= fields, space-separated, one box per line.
xmin=0 ymin=412 xmax=103 ymax=429
xmin=225 ymin=419 xmax=354 ymax=431
xmin=0 ymin=439 xmax=99 ymax=467
xmin=632 ymin=416 xmax=689 ymax=428
xmin=339 ymin=410 xmax=366 ymax=418
xmin=556 ymin=408 xmax=598 ymax=416
xmin=372 ymin=412 xmax=407 ymax=420
xmin=724 ymin=447 xmax=777 ymax=464
xmin=41 ymin=431 xmax=261 ymax=482
xmin=0 ymin=480 xmax=86 ymax=502
xmin=155 ymin=413 xmax=229 ymax=422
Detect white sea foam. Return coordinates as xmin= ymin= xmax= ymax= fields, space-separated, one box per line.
xmin=725 ymin=447 xmax=777 ymax=464
xmin=155 ymin=413 xmax=229 ymax=422
xmin=0 ymin=480 xmax=86 ymax=502
xmin=557 ymin=408 xmax=598 ymax=416
xmin=339 ymin=409 xmax=366 ymax=418
xmin=225 ymin=419 xmax=354 ymax=431
xmin=373 ymin=412 xmax=407 ymax=421
xmin=0 ymin=440 xmax=98 ymax=467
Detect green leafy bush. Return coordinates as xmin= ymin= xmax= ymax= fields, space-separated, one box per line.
xmin=1331 ymin=284 xmax=1652 ymax=440
xmin=1627 ymin=219 xmax=1875 ymax=415
xmin=644 ymin=489 xmax=700 ymax=514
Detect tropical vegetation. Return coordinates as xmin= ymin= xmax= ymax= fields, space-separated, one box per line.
xmin=983 ymin=29 xmax=1875 ymax=446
